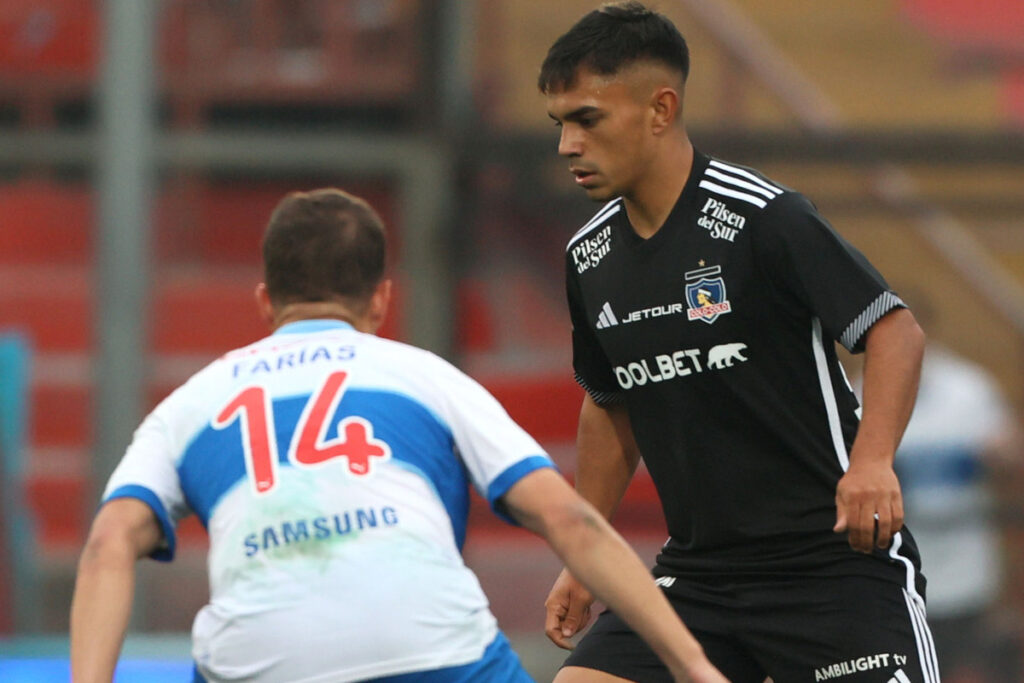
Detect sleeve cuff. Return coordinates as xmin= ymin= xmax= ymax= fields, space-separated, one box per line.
xmin=840 ymin=291 xmax=906 ymax=352
xmin=103 ymin=484 xmax=177 ymax=562
xmin=486 ymin=456 xmax=557 ymax=525
xmin=574 ymin=373 xmax=624 ymax=406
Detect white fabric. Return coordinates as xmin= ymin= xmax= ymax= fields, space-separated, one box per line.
xmin=897 ymin=346 xmax=1010 ymax=617
xmin=103 ymin=321 xmax=551 ymax=682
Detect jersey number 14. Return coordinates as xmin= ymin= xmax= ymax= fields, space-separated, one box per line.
xmin=212 ymin=370 xmax=391 ymax=495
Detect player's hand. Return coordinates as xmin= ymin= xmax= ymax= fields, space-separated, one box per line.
xmin=544 ymin=568 xmax=595 ymax=649
xmin=833 ymin=459 xmax=904 ymax=553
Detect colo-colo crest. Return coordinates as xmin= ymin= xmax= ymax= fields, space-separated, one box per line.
xmin=684 ymin=265 xmax=731 ymax=324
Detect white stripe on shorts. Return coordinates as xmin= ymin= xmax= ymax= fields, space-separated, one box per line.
xmin=902 ymin=588 xmax=940 ymax=683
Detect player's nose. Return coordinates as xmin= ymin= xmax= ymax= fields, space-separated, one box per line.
xmin=558 ymin=127 xmax=582 ymax=157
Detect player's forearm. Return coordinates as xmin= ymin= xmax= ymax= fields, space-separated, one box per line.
xmin=576 ymin=397 xmax=640 ymax=519
xmin=510 ymin=470 xmax=707 ymax=676
xmin=70 ymin=538 xmax=138 ymax=682
xmin=852 ymin=308 xmax=925 ymax=463
xmin=542 ymin=498 xmax=706 ymax=679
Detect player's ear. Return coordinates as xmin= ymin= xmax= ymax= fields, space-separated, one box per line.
xmin=650 ymin=86 xmax=681 ymax=134
xmin=255 ymin=283 xmax=275 ymax=328
xmin=365 ymin=278 xmax=392 ymax=335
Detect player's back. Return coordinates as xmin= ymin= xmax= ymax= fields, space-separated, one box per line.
xmin=105 ymin=319 xmax=549 ymax=682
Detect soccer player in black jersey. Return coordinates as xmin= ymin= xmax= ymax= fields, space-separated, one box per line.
xmin=540 ymin=3 xmax=937 ymax=682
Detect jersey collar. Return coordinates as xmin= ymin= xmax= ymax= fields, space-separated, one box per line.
xmin=273 ymin=319 xmax=355 ymax=336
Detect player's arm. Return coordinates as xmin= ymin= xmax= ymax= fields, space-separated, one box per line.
xmin=544 ymin=394 xmax=642 ymax=648
xmin=563 ymin=251 xmax=640 ymax=520
xmin=834 ymin=307 xmax=925 ymax=552
xmin=70 ymin=498 xmax=163 ymax=683
xmin=575 ymin=394 xmax=642 ymax=519
xmin=504 ymin=468 xmax=726 ymax=683
xmin=564 ymin=254 xmax=641 ymax=521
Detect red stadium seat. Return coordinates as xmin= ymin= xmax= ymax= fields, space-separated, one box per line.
xmin=1005 ymin=70 xmax=1024 ymax=122
xmin=156 ymin=180 xmax=399 ymax=263
xmin=0 ymin=265 xmax=93 ymax=350
xmin=29 ymin=384 xmax=90 ymax=448
xmin=0 ymin=181 xmax=92 ymax=265
xmin=481 ymin=374 xmax=582 ymax=444
xmin=902 ymin=0 xmax=1024 ymax=52
xmin=151 ymin=268 xmax=268 ymax=354
xmin=901 ymin=0 xmax=1024 ymax=123
xmin=159 ymin=0 xmax=423 ymax=124
xmin=0 ymin=0 xmax=97 ymax=76
xmin=0 ymin=0 xmax=425 ymax=126
xmin=0 ymin=0 xmax=98 ymax=125
xmin=457 ymin=280 xmax=497 ymax=353
xmin=24 ymin=476 xmax=86 ymax=547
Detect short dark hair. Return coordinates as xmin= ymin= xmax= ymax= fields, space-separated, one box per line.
xmin=538 ymin=1 xmax=689 ymax=93
xmin=262 ymin=188 xmax=386 ymax=311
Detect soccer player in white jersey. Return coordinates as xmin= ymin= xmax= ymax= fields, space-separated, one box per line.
xmin=69 ymin=188 xmax=726 ymax=683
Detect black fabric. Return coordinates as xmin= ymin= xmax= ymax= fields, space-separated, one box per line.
xmin=565 ymin=150 xmax=919 ymax=583
xmin=563 ymin=573 xmax=936 ymax=682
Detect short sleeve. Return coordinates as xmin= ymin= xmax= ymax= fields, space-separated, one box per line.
xmin=425 ymin=357 xmax=556 ymax=523
xmin=566 ymin=254 xmax=624 ymax=405
xmin=101 ymin=402 xmax=191 ymax=561
xmin=753 ymin=192 xmax=905 ymax=352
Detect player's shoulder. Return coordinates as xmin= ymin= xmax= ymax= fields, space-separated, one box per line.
xmin=354 ymin=334 xmax=493 ymax=427
xmin=696 ymin=155 xmax=799 ymax=213
xmin=356 ymin=333 xmax=477 ymax=394
xmin=695 ymin=154 xmax=824 ymax=242
xmin=178 ymin=336 xmax=273 ymax=397
xmin=566 ymin=198 xmax=625 ymax=252
xmin=361 ymin=332 xmax=446 ymax=367
xmin=140 ymin=344 xmax=246 ymax=427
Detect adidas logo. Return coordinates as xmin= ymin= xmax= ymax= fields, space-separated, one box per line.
xmin=596 ymin=302 xmax=618 ymax=329
xmin=888 ymin=670 xmax=910 ymax=683
xmin=654 ymin=576 xmax=676 ymax=589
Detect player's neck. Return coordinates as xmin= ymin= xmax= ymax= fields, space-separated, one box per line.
xmin=272 ymin=302 xmax=368 ymax=332
xmin=623 ymin=137 xmax=693 ymax=239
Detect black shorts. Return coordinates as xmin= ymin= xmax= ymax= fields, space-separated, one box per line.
xmin=563 ymin=573 xmax=940 ymax=682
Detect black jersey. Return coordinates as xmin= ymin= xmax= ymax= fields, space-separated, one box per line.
xmin=566 ymin=150 xmax=923 ymax=586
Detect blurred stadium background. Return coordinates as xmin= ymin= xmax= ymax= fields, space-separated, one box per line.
xmin=1 ymin=0 xmax=1023 ymax=680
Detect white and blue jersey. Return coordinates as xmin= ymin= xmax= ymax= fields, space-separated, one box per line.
xmin=895 ymin=346 xmax=1009 ymax=618
xmin=102 ymin=319 xmax=554 ymax=683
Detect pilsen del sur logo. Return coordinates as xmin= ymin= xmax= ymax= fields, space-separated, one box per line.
xmin=685 ymin=263 xmax=731 ymax=324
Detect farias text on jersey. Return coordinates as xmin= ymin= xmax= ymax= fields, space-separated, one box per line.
xmin=697 ymin=197 xmax=746 ymax=242
xmin=571 ymin=225 xmax=612 ymax=273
